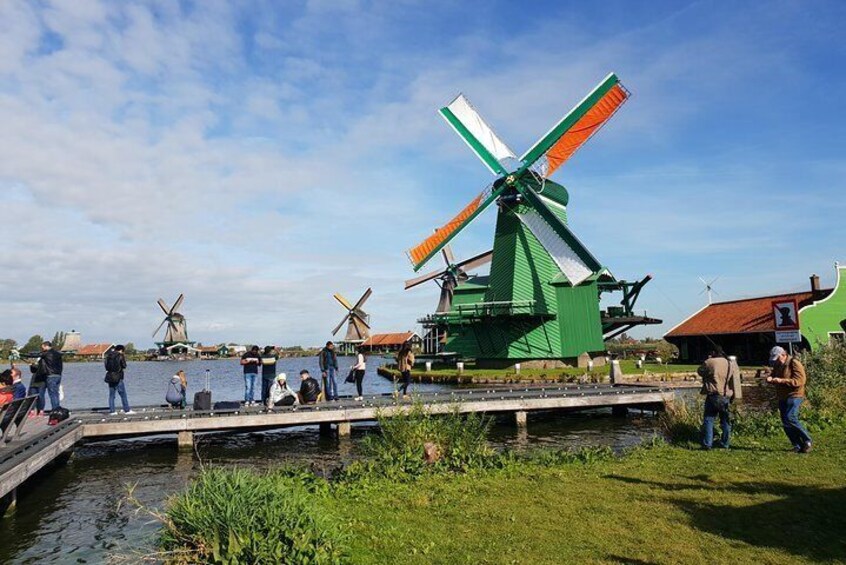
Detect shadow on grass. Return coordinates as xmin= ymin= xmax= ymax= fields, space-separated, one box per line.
xmin=606 ymin=475 xmax=846 ymax=561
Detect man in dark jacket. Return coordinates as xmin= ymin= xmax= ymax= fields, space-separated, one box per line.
xmin=32 ymin=341 xmax=63 ymax=411
xmin=105 ymin=345 xmax=134 ymax=415
xmin=260 ymin=346 xmax=279 ymax=406
xmin=298 ymin=370 xmax=321 ymax=404
xmin=318 ymin=342 xmax=339 ymax=401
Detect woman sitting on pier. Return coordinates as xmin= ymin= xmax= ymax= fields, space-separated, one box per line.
xmin=166 ymin=370 xmax=188 ymax=409
xmin=267 ymin=373 xmax=298 ymax=408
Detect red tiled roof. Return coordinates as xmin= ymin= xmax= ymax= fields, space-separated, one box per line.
xmin=77 ymin=343 xmax=114 ymax=355
xmin=361 ymin=332 xmax=417 ymax=347
xmin=665 ymin=290 xmax=829 ymax=337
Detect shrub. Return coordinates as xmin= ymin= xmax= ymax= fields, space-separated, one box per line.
xmin=345 ymin=403 xmax=495 ymax=479
xmin=159 ymin=467 xmax=346 ymax=564
xmin=800 ymin=341 xmax=846 ymax=414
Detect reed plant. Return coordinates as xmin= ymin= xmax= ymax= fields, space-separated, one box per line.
xmin=158 ymin=467 xmax=345 ymax=564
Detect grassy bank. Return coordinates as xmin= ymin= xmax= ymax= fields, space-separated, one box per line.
xmin=153 ymin=344 xmax=846 ymax=564
xmin=337 ymin=430 xmax=846 ymax=564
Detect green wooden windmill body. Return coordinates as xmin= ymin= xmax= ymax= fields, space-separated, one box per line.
xmin=408 ymin=74 xmax=659 ymax=363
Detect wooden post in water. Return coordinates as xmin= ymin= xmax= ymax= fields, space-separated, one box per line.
xmin=177 ymin=431 xmax=194 ymax=449
xmin=515 ymin=410 xmax=527 ymax=429
xmin=337 ymin=421 xmax=351 ymax=437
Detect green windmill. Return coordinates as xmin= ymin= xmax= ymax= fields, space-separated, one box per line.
xmin=407 ymin=73 xmax=660 ymax=365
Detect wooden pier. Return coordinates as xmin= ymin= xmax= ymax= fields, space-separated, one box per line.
xmin=1 ymin=384 xmax=673 ymax=511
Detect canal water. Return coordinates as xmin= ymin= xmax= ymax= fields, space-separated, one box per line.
xmin=1 ymin=358 xmax=665 ymax=563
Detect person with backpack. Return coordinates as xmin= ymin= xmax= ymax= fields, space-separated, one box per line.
xmin=767 ymin=346 xmax=812 ymax=453
xmin=696 ymin=348 xmax=736 ymax=449
xmin=31 ymin=341 xmax=63 ymax=412
xmin=318 ymin=341 xmax=339 ymax=401
xmin=166 ymin=370 xmax=188 ymax=409
xmin=105 ymin=345 xmax=134 ymax=415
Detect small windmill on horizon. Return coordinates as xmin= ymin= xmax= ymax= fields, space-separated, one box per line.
xmin=331 ymin=288 xmax=372 ymax=354
xmin=153 ymin=294 xmax=196 ymax=355
xmin=699 ymin=276 xmax=720 ymax=304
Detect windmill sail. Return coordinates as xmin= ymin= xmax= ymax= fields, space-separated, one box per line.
xmin=520 ymin=73 xmax=629 ymax=177
xmin=440 ymin=94 xmax=517 ymax=175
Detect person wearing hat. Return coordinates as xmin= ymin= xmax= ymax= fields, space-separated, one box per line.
xmin=766 ymin=346 xmax=812 ymax=453
xmin=267 ymin=373 xmax=298 ymax=408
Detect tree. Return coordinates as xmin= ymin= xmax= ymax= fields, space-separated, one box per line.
xmin=125 ymin=342 xmax=137 ymax=355
xmin=51 ymin=331 xmax=66 ymax=351
xmin=21 ymin=334 xmax=44 ymax=354
xmin=0 ymin=338 xmax=17 ymax=355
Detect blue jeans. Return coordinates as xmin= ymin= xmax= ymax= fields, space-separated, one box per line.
xmin=108 ymin=380 xmax=131 ymax=413
xmin=29 ymin=383 xmax=46 ymax=413
xmin=778 ymin=397 xmax=812 ymax=448
xmin=701 ymin=394 xmax=731 ymax=448
xmin=324 ymin=367 xmax=338 ymax=400
xmin=46 ymin=375 xmax=62 ymax=411
xmin=244 ymin=373 xmax=257 ymax=402
xmin=261 ymin=376 xmax=274 ymax=404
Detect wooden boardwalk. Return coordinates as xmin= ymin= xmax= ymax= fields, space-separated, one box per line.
xmin=1 ymin=384 xmax=673 ymax=508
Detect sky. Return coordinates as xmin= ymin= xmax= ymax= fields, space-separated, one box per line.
xmin=0 ymin=0 xmax=844 ymax=348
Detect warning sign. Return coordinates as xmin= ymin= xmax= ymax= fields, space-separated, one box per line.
xmin=772 ymin=299 xmax=800 ymax=331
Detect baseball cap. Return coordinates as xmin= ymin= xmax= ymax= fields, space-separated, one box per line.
xmin=769 ymin=346 xmax=786 ymax=362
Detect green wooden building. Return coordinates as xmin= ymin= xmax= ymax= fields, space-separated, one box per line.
xmin=800 ymin=264 xmax=846 ymax=348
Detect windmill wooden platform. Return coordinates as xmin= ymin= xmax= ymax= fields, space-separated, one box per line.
xmin=0 ymin=384 xmax=672 ymax=514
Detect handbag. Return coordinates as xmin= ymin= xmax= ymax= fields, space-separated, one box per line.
xmin=345 ymin=369 xmax=355 ymax=384
xmin=104 ymin=371 xmax=121 ymax=385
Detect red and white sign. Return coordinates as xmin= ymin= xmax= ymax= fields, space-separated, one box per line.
xmin=771 ymin=299 xmax=800 ymax=331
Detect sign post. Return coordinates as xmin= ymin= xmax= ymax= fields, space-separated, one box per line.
xmin=772 ymin=298 xmax=801 ymax=354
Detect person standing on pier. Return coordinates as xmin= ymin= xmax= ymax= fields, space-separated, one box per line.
xmin=766 ymin=346 xmax=812 ymax=453
xmin=32 ymin=341 xmax=63 ymax=412
xmin=696 ymin=349 xmax=735 ymax=450
xmin=319 ymin=341 xmax=339 ymax=401
xmin=260 ymin=346 xmax=278 ymax=406
xmin=240 ymin=345 xmax=261 ymax=406
xmin=395 ymin=343 xmax=415 ymax=400
xmin=104 ymin=345 xmax=134 ymax=415
xmin=352 ymin=347 xmax=366 ymax=401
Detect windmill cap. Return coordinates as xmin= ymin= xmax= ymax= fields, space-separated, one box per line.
xmin=769 ymin=346 xmax=786 ymax=361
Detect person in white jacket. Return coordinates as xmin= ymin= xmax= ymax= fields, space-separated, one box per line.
xmin=267 ymin=373 xmax=299 ymax=408
xmin=352 ymin=348 xmax=366 ymax=401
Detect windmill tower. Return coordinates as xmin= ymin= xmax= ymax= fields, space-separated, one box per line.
xmin=404 ymin=245 xmax=492 ymax=354
xmin=153 ymin=294 xmax=194 ymax=353
xmin=406 ymin=73 xmax=660 ymax=366
xmin=332 ymin=288 xmax=372 ymax=354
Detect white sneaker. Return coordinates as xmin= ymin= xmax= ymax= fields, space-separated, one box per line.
xmin=109 ymin=411 xmax=118 ymax=416
xmin=354 ymin=396 xmax=364 ymax=401
xmin=123 ymin=410 xmax=136 ymax=415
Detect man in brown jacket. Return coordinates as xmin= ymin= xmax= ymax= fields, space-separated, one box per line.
xmin=766 ymin=346 xmax=812 ymax=453
xmin=697 ymin=349 xmax=736 ymax=449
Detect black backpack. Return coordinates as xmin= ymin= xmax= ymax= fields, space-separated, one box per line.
xmin=104 ymin=352 xmax=121 ymax=372
xmin=48 ymin=407 xmax=70 ymax=426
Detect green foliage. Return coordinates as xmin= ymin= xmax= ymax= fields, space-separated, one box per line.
xmin=800 ymin=341 xmax=846 ymax=414
xmin=124 ymin=342 xmax=137 ymax=355
xmin=20 ymin=334 xmax=44 ymax=354
xmin=50 ymin=331 xmax=66 ymax=351
xmin=159 ymin=467 xmax=346 ymax=564
xmin=344 ymin=403 xmax=495 ymax=480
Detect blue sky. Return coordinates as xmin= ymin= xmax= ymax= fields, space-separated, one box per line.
xmin=0 ymin=0 xmax=844 ymax=347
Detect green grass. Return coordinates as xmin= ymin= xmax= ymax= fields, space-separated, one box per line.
xmin=335 ymin=430 xmax=846 ymax=564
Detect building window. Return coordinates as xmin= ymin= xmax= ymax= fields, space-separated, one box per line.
xmin=829 ymin=332 xmax=845 ymax=344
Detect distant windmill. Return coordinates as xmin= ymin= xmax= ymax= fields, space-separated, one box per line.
xmin=153 ymin=294 xmax=190 ymax=345
xmin=332 ymin=288 xmax=372 ymax=343
xmin=698 ymin=277 xmax=720 ymax=304
xmin=404 ymin=244 xmax=493 ymax=313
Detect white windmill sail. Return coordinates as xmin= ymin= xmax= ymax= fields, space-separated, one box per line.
xmin=515 ymin=209 xmax=594 ymax=285
xmin=439 ymin=94 xmax=517 ymax=175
